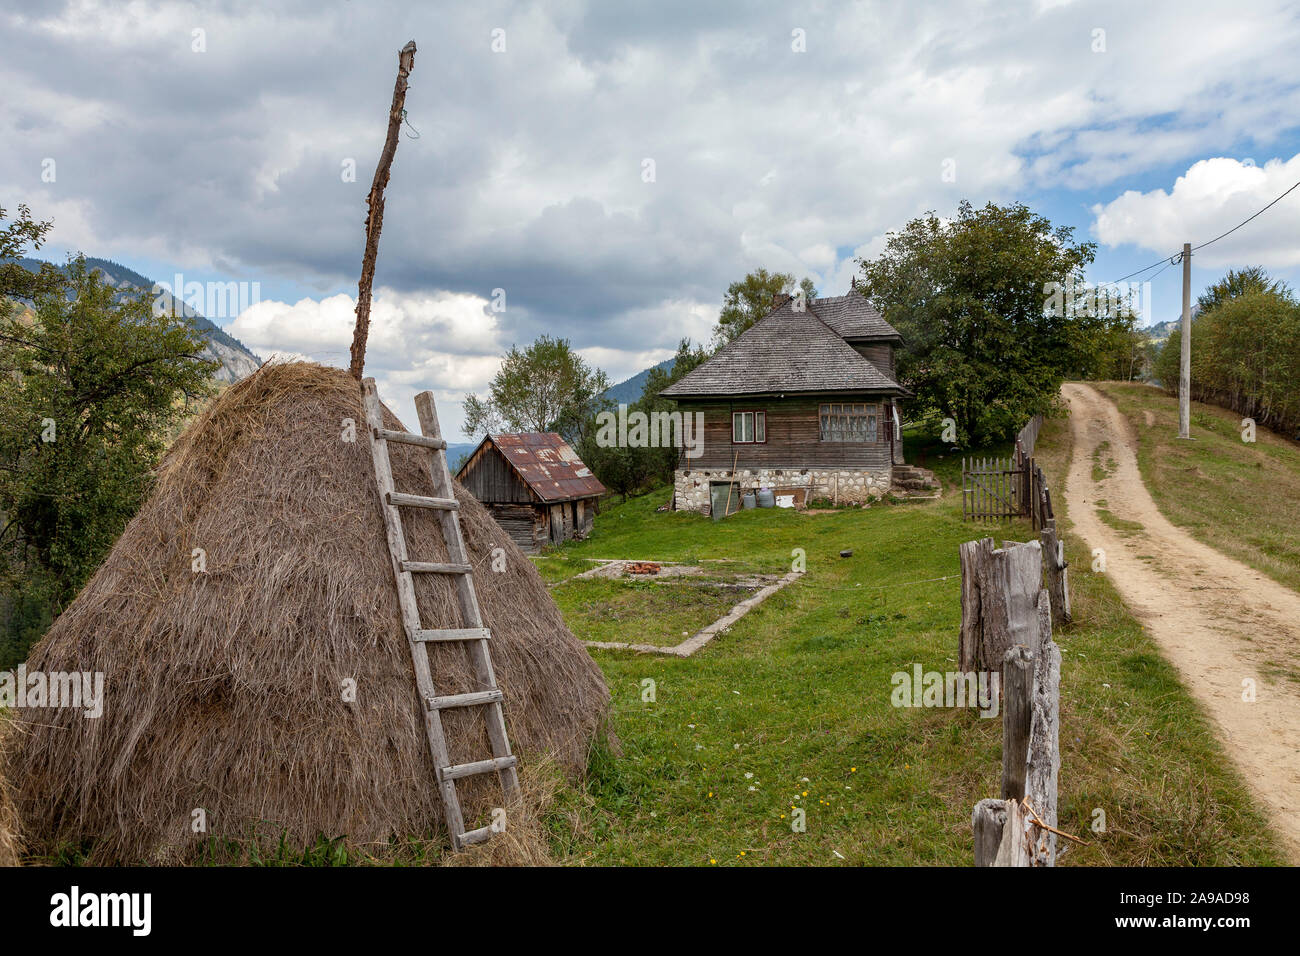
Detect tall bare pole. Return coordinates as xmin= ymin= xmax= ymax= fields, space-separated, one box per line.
xmin=349 ymin=40 xmax=417 ymax=380
xmin=1178 ymin=242 xmax=1191 ymax=439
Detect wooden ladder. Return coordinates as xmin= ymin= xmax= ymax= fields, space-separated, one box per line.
xmin=361 ymin=378 xmax=521 ymax=851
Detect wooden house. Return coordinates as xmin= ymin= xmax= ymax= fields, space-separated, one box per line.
xmin=455 ymin=432 xmax=605 ymax=552
xmin=661 ymin=287 xmax=925 ymax=514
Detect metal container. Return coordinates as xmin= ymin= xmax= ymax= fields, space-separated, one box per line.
xmin=756 ymin=488 xmax=775 ymax=508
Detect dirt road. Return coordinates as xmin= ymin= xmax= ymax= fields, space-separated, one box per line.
xmin=1061 ymin=382 xmax=1300 ymax=860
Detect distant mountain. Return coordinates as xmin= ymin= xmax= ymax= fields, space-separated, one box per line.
xmin=13 ymin=256 xmax=262 ymax=383
xmin=1143 ymin=305 xmax=1202 ymax=343
xmin=602 ymin=358 xmax=675 ymax=405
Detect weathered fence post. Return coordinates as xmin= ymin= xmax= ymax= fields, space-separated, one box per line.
xmin=971 ymin=587 xmax=1063 ymax=867
xmin=972 ymin=798 xmax=1008 ymax=866
xmin=1025 ymin=591 xmax=1061 ymax=866
xmin=958 ymin=537 xmax=991 ymax=672
xmin=959 ymin=539 xmax=1042 ymax=673
xmin=1001 ymin=645 xmax=1035 ymax=801
xmin=1040 ymin=521 xmax=1071 ymax=626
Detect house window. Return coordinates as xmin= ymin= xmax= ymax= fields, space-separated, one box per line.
xmin=819 ymin=403 xmax=877 ymax=442
xmin=732 ymin=410 xmax=766 ymax=443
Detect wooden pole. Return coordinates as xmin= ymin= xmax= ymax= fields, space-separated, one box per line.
xmin=972 ymin=798 xmax=1008 ymax=866
xmin=723 ymin=449 xmax=739 ymax=517
xmin=1040 ymin=522 xmax=1071 ymax=626
xmin=1025 ymin=590 xmax=1061 ymax=866
xmin=1001 ymin=645 xmax=1035 ymax=801
xmin=1178 ymin=242 xmax=1192 ymax=439
xmin=349 ymin=40 xmax=418 ymax=380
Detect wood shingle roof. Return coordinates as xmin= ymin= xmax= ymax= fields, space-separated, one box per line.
xmin=809 ymin=293 xmax=902 ymax=341
xmin=661 ymin=295 xmax=905 ymax=399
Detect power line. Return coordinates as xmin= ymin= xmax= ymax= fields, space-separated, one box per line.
xmin=1101 ymin=175 xmax=1300 ymax=286
xmin=1190 ymin=177 xmax=1300 ymax=251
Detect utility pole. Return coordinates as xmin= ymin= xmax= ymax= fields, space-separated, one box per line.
xmin=1178 ymin=242 xmax=1191 ymax=439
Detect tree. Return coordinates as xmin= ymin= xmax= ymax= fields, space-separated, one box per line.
xmin=0 ymin=204 xmax=63 ymax=301
xmin=1155 ymin=271 xmax=1300 ymax=436
xmin=579 ymin=338 xmax=712 ymax=498
xmin=1196 ymin=265 xmax=1289 ymax=314
xmin=462 ymin=335 xmax=609 ymax=445
xmin=1081 ymin=304 xmax=1148 ymax=382
xmin=0 ymin=255 xmax=217 ymax=666
xmin=859 ymin=200 xmax=1098 ymax=446
xmin=713 ymin=268 xmax=818 ymax=345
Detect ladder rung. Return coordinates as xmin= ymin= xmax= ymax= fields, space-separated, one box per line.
xmin=442 ymin=755 xmax=518 ymax=781
xmin=426 ymin=689 xmax=504 ymax=711
xmin=411 ymin=627 xmax=491 ymax=643
xmin=401 ymin=561 xmax=472 ymax=575
xmin=458 ymin=825 xmax=495 ymax=847
xmin=386 ymin=491 xmax=459 ymax=511
xmin=373 ymin=426 xmax=447 ymax=450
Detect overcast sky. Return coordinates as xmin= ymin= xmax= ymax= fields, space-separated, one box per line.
xmin=4 ymin=0 xmax=1300 ymax=435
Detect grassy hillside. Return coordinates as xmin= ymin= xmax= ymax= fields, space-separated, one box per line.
xmin=1092 ymin=382 xmax=1300 ymax=593
xmin=530 ymin=434 xmax=1285 ymax=865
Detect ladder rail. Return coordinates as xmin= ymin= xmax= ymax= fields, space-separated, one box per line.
xmin=361 ymin=378 xmax=520 ymax=852
xmin=414 ymin=391 xmax=521 ymax=806
xmin=361 ymin=379 xmax=468 ymax=842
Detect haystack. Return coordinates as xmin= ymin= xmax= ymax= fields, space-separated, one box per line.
xmin=4 ymin=362 xmax=610 ymax=863
xmin=0 ymin=727 xmax=19 ymax=866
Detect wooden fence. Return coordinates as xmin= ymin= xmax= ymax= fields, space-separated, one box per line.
xmin=961 ymin=537 xmax=1070 ymax=865
xmin=961 ymin=414 xmax=1055 ymax=530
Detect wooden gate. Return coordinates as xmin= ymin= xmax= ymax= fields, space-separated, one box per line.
xmin=962 ymin=457 xmax=1026 ymax=521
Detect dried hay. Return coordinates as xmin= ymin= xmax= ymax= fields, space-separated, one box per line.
xmin=0 ymin=722 xmax=19 ymax=866
xmin=3 ymin=361 xmax=610 ymax=864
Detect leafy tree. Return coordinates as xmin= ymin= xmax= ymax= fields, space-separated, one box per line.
xmin=462 ymin=335 xmax=610 ymax=445
xmin=1155 ymin=271 xmax=1300 ymax=436
xmin=713 ymin=268 xmax=818 ymax=345
xmin=1081 ymin=304 xmax=1149 ymax=381
xmin=0 ymin=204 xmax=63 ymax=302
xmin=0 ymin=255 xmax=217 ymax=666
xmin=1196 ymin=266 xmax=1289 ymax=314
xmin=579 ymin=338 xmax=712 ymax=498
xmin=859 ymin=200 xmax=1098 ymax=446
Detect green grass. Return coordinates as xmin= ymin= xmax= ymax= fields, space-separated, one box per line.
xmin=530 ymin=554 xmax=601 ymax=585
xmin=552 ymin=577 xmax=747 ymax=647
xmin=538 ymin=425 xmax=1286 ymax=866
xmin=1092 ymin=381 xmax=1300 ymax=593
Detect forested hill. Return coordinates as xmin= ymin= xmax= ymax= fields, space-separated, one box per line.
xmin=15 ymin=256 xmax=262 ymax=383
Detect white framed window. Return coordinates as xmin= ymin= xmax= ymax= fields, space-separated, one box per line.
xmin=819 ymin=403 xmax=878 ymax=442
xmin=732 ymin=410 xmax=766 ymax=443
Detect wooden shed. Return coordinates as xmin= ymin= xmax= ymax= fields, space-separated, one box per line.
xmin=455 ymin=432 xmax=606 ymax=553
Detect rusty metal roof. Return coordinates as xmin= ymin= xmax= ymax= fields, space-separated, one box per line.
xmin=468 ymin=432 xmax=606 ymax=503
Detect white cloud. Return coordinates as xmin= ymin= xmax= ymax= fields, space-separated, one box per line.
xmin=1091 ymin=154 xmax=1300 ymax=267
xmin=228 ymin=288 xmax=505 ymax=436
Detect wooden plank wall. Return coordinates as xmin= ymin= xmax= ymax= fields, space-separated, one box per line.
xmin=676 ymin=396 xmax=895 ymax=470
xmin=458 ymin=443 xmax=535 ymax=504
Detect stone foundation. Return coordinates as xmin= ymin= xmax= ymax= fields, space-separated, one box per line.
xmin=674 ymin=466 xmax=893 ymax=514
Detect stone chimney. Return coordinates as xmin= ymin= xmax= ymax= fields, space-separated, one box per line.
xmin=772 ymin=292 xmax=792 ymax=309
